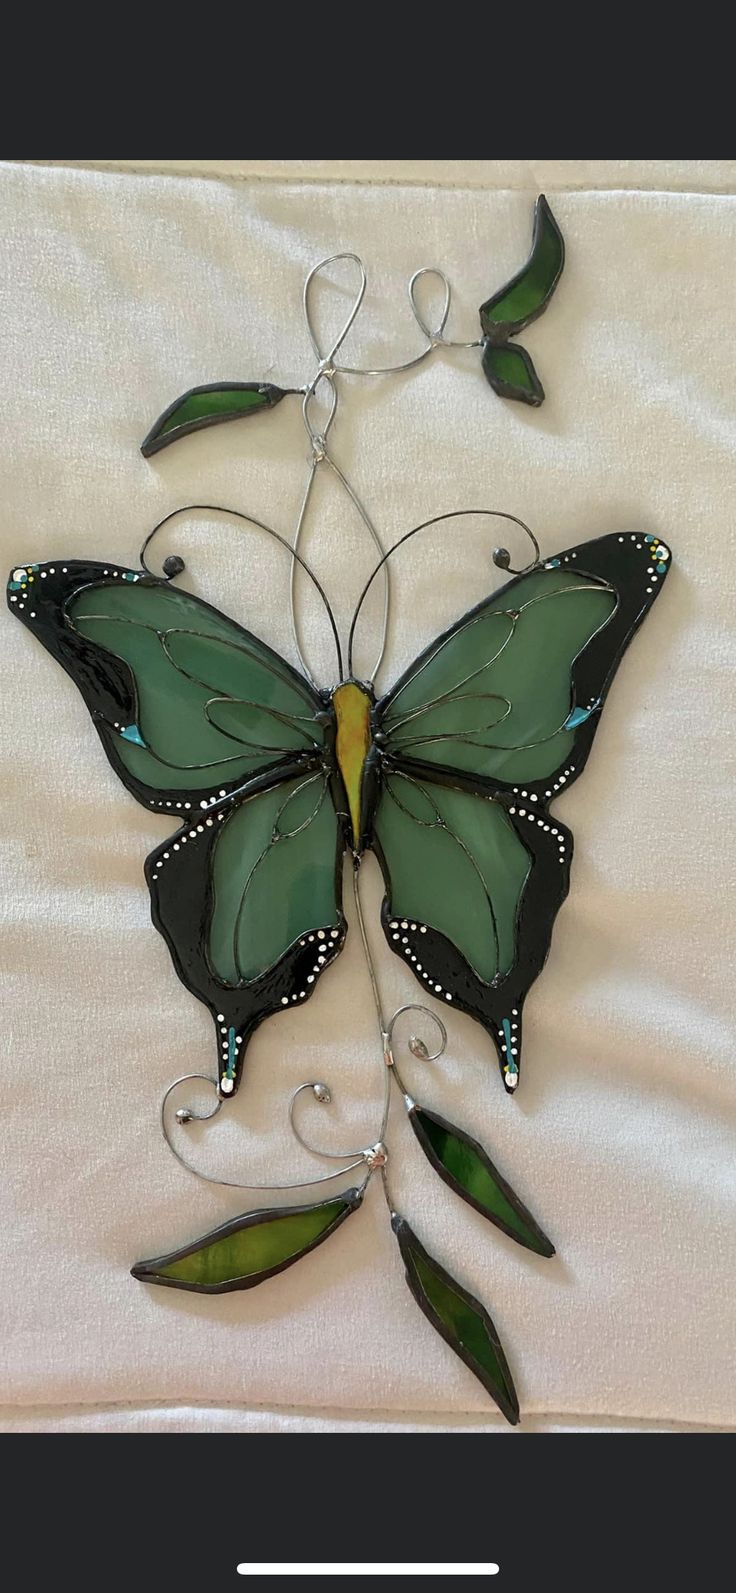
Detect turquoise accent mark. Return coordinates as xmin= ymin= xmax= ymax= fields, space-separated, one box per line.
xmin=546 ymin=558 xmax=561 ymax=568
xmin=120 ymin=724 xmax=146 ymax=746
xmin=8 ymin=581 xmax=23 ymax=591
xmin=645 ymin=534 xmax=655 ymax=543
xmin=122 ymin=571 xmax=139 ymax=582
xmin=226 ymin=1026 xmax=236 ymax=1078
xmin=656 ymin=563 xmax=667 ymax=574
xmin=564 ymin=701 xmax=599 ymax=730
xmin=502 ymin=1018 xmax=517 ymax=1073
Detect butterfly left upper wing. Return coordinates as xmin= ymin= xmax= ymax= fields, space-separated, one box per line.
xmin=7 ymin=560 xmax=346 ymax=1096
xmin=8 ymin=559 xmax=326 ymax=809
xmin=371 ymin=532 xmax=672 ymax=1092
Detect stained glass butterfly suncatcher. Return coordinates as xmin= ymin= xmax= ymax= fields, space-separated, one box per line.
xmin=7 ymin=196 xmax=672 ymax=1424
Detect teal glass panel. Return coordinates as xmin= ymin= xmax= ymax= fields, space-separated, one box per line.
xmin=382 ymin=567 xmax=616 ymax=784
xmin=70 ymin=581 xmax=320 ymax=790
xmin=210 ymin=775 xmax=340 ymax=982
xmin=411 ymin=1106 xmax=554 ymax=1256
xmin=374 ymin=775 xmax=530 ymax=981
xmin=162 ymin=629 xmax=317 ymax=717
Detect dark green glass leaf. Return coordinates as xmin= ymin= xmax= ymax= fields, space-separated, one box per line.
xmin=481 ymin=341 xmax=544 ymax=405
xmin=408 ymin=1104 xmax=554 ymax=1256
xmin=392 ymin=1216 xmax=519 ymax=1424
xmin=479 ymin=194 xmax=564 ymax=339
xmin=132 ymin=1187 xmax=363 ymax=1294
xmin=141 ymin=382 xmax=294 ymax=457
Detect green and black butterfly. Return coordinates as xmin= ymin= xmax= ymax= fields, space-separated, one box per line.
xmin=5 ymin=196 xmax=672 ymax=1424
xmin=6 ymin=529 xmax=671 ymax=1101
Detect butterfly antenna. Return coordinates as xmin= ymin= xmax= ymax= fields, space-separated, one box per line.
xmin=347 ymin=508 xmax=541 ymax=679
xmin=139 ymin=503 xmax=344 ymax=681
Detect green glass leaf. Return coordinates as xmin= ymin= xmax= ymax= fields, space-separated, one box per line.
xmin=408 ymin=1104 xmax=554 ymax=1257
xmin=392 ymin=1216 xmax=519 ymax=1424
xmin=141 ymin=382 xmax=294 ymax=457
xmin=479 ymin=194 xmax=564 ymax=338
xmin=481 ymin=341 xmax=544 ymax=406
xmin=132 ymin=1187 xmax=363 ymax=1294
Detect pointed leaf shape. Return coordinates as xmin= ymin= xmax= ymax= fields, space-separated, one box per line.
xmin=132 ymin=1187 xmax=362 ymax=1294
xmin=479 ymin=194 xmax=564 ymax=340
xmin=392 ymin=1215 xmax=519 ymax=1424
xmin=408 ymin=1103 xmax=554 ymax=1257
xmin=141 ymin=381 xmax=294 ymax=457
xmin=481 ymin=340 xmax=544 ymax=406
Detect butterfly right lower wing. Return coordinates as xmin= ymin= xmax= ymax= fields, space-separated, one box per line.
xmin=8 ymin=561 xmax=346 ymax=1095
xmin=371 ymin=532 xmax=671 ymax=1092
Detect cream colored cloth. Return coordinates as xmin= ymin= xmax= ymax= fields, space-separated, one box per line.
xmin=1 ymin=160 xmax=734 ymax=1434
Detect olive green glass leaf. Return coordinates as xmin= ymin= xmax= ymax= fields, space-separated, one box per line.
xmin=479 ymin=194 xmax=564 ymax=340
xmin=481 ymin=340 xmax=545 ymax=406
xmin=131 ymin=1188 xmax=363 ymax=1294
xmin=141 ymin=381 xmax=295 ymax=457
xmin=408 ymin=1104 xmax=554 ymax=1257
xmin=392 ymin=1215 xmax=519 ymax=1424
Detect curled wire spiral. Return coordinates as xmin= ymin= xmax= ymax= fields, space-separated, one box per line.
xmin=160 ymin=1073 xmax=370 ymax=1192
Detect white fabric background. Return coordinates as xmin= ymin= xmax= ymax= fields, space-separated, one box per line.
xmin=1 ymin=159 xmax=734 ymax=1434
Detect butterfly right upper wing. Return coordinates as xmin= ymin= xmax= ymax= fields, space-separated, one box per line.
xmin=7 ymin=561 xmax=347 ymax=1095
xmin=370 ymin=532 xmax=671 ymax=1091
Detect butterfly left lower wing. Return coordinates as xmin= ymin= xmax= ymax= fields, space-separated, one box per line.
xmin=372 ymin=531 xmax=672 ymax=1092
xmin=7 ymin=560 xmax=345 ymax=1096
xmin=148 ymin=771 xmax=346 ymax=1096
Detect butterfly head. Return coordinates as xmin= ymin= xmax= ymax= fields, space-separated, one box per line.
xmin=331 ymin=679 xmax=375 ymax=855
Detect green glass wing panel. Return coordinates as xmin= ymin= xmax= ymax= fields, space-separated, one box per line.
xmin=210 ymin=774 xmax=342 ymax=982
xmin=373 ymin=774 xmax=530 ymax=982
xmin=481 ymin=341 xmax=544 ymax=406
xmin=141 ymin=382 xmax=292 ymax=456
xmin=380 ymin=566 xmax=616 ymax=786
xmin=132 ymin=1189 xmax=362 ymax=1294
xmin=480 ymin=194 xmax=564 ymax=337
xmin=70 ymin=579 xmax=322 ymax=792
xmin=409 ymin=1105 xmax=554 ymax=1256
xmin=393 ymin=1216 xmax=519 ymax=1424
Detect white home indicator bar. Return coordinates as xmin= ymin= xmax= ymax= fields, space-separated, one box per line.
xmin=236 ymin=1566 xmax=500 ymax=1578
